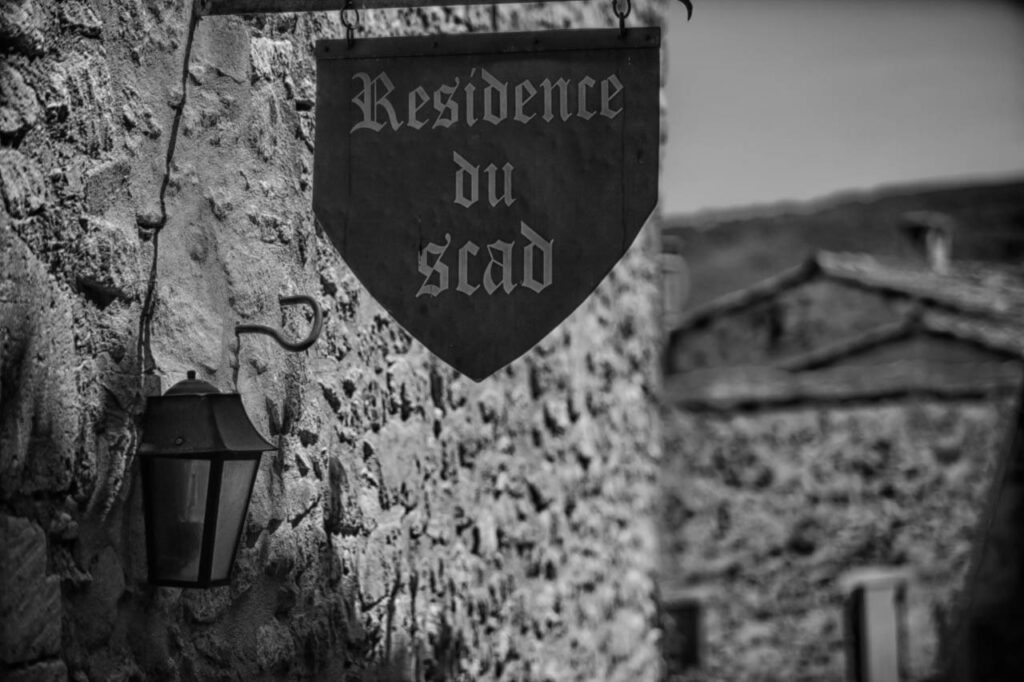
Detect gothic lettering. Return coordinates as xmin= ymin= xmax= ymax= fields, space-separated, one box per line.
xmin=453 ymin=152 xmax=515 ymax=208
xmin=408 ymin=86 xmax=430 ymax=130
xmin=453 ymin=151 xmax=479 ymax=209
xmin=484 ymin=241 xmax=516 ymax=295
xmin=416 ymin=233 xmax=451 ymax=297
xmin=433 ymin=79 xmax=460 ymax=129
xmin=457 ymin=241 xmax=480 ymax=295
xmin=601 ymin=75 xmax=623 ymax=119
xmin=521 ymin=222 xmax=553 ymax=293
xmin=540 ymin=78 xmax=571 ymax=123
xmin=485 ymin=163 xmax=515 ymax=208
xmin=514 ymin=80 xmax=537 ymax=124
xmin=464 ymin=71 xmax=478 ymax=127
xmin=415 ymin=223 xmax=554 ymax=297
xmin=349 ymin=70 xmax=624 ymax=133
xmin=577 ymin=76 xmax=596 ymax=121
xmin=350 ymin=72 xmax=403 ymax=133
xmin=482 ymin=69 xmax=508 ymax=125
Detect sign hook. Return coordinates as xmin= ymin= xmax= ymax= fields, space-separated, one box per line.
xmin=614 ymin=0 xmax=691 ymax=38
xmin=341 ymin=0 xmax=361 ymax=47
xmin=612 ymin=0 xmax=632 ymax=36
xmin=236 ymin=295 xmax=323 ymax=353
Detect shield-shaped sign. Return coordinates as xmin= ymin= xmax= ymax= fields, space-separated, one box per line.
xmin=313 ymin=28 xmax=660 ymax=381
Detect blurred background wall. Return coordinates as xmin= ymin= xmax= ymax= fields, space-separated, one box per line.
xmin=656 ymin=2 xmax=1024 ymax=681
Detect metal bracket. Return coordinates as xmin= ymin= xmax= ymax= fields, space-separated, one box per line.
xmin=199 ymin=0 xmax=692 ymax=20
xmin=235 ymin=295 xmax=323 ymax=353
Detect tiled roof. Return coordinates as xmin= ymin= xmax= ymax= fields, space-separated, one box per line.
xmin=776 ymin=310 xmax=1024 ymax=371
xmin=664 ymin=252 xmax=1024 ymax=409
xmin=670 ymin=251 xmax=1024 ymax=337
xmin=816 ymin=252 xmax=1024 ymax=321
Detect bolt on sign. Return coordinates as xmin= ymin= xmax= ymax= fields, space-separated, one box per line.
xmin=313 ymin=28 xmax=660 ymax=381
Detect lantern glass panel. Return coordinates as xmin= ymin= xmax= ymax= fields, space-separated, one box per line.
xmin=210 ymin=458 xmax=259 ymax=581
xmin=148 ymin=457 xmax=211 ymax=583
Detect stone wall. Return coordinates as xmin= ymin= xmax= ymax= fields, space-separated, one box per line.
xmin=659 ymin=398 xmax=1014 ymax=682
xmin=1 ymin=1 xmax=669 ymax=680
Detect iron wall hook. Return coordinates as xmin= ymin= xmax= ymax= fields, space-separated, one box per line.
xmin=614 ymin=0 xmax=690 ymax=36
xmin=236 ymin=295 xmax=323 ymax=353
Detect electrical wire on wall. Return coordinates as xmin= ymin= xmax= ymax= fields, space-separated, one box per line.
xmin=136 ymin=2 xmax=202 ymax=401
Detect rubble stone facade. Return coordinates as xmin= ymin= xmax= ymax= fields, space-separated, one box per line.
xmin=1 ymin=1 xmax=669 ymax=680
xmin=661 ymin=400 xmax=1014 ymax=682
xmin=659 ymin=252 xmax=1024 ymax=681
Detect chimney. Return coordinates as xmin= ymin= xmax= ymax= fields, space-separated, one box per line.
xmin=899 ymin=211 xmax=955 ymax=275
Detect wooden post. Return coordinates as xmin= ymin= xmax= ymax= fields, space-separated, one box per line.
xmin=841 ymin=568 xmax=911 ymax=682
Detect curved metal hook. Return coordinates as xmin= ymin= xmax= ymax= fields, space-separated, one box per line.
xmin=235 ymin=295 xmax=323 ymax=353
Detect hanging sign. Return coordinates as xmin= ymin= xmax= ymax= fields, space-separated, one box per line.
xmin=313 ymin=28 xmax=661 ymax=380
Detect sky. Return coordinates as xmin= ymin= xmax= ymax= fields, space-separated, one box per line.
xmin=659 ymin=0 xmax=1024 ymax=216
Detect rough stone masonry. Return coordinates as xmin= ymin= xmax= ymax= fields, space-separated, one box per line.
xmin=0 ymin=1 xmax=670 ymax=680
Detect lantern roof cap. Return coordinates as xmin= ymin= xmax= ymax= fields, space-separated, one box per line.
xmin=140 ymin=372 xmax=274 ymax=455
xmin=164 ymin=370 xmax=220 ymax=396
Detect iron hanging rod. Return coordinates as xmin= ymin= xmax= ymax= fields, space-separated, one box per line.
xmin=199 ymin=0 xmax=691 ymax=20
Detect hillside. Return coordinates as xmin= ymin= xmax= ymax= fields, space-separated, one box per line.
xmin=663 ymin=178 xmax=1024 ymax=309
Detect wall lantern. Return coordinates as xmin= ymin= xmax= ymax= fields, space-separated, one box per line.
xmin=139 ymin=295 xmax=322 ymax=587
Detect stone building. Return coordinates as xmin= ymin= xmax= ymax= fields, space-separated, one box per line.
xmin=1 ymin=1 xmax=672 ymax=680
xmin=659 ymin=247 xmax=1024 ymax=681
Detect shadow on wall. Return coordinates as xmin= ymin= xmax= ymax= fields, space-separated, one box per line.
xmin=29 ymin=450 xmax=473 ymax=682
xmin=945 ymin=381 xmax=1024 ymax=682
